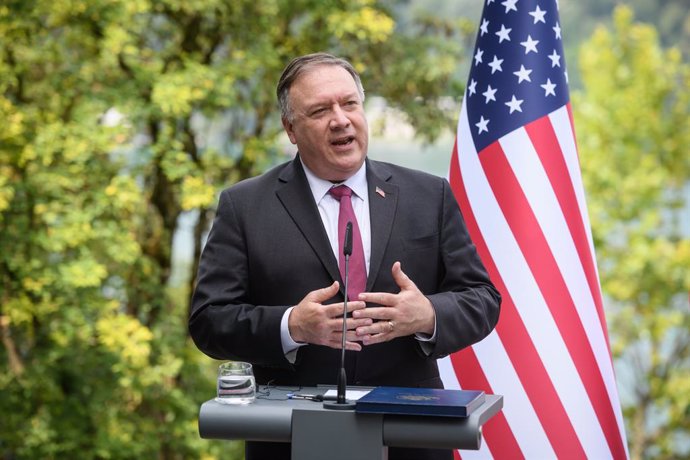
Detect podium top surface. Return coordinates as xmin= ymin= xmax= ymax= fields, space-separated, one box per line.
xmin=198 ymin=386 xmax=503 ymax=450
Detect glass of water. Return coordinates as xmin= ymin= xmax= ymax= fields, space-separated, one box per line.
xmin=215 ymin=361 xmax=256 ymax=405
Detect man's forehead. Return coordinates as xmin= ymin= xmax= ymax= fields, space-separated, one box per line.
xmin=290 ymin=65 xmax=359 ymax=99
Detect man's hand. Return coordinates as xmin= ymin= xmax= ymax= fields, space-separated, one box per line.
xmin=353 ymin=262 xmax=436 ymax=345
xmin=288 ymin=281 xmax=371 ymax=351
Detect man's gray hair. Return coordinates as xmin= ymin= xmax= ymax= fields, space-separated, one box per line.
xmin=277 ymin=53 xmax=366 ymax=122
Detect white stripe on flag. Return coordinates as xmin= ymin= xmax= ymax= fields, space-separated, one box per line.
xmin=438 ymin=356 xmax=460 ymax=390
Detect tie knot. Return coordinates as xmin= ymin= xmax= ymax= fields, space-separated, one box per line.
xmin=329 ymin=185 xmax=352 ymax=201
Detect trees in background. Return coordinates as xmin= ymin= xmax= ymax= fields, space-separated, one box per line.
xmin=560 ymin=0 xmax=690 ymax=59
xmin=0 ymin=1 xmax=466 ymax=458
xmin=573 ymin=6 xmax=690 ymax=459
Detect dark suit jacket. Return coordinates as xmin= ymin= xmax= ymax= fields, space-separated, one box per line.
xmin=189 ymin=156 xmax=501 ymax=389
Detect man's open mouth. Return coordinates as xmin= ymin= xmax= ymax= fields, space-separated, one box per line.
xmin=331 ymin=136 xmax=355 ymax=146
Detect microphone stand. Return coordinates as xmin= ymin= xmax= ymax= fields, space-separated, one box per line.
xmin=323 ymin=221 xmax=356 ymax=410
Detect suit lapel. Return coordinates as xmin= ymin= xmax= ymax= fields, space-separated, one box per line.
xmin=275 ymin=158 xmax=342 ymax=289
xmin=366 ymin=160 xmax=398 ymax=290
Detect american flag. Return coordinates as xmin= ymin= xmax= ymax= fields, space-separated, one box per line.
xmin=440 ymin=0 xmax=629 ymax=458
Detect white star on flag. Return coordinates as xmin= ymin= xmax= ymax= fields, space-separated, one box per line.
xmin=475 ymin=116 xmax=490 ymax=134
xmin=488 ymin=56 xmax=504 ymax=74
xmin=541 ymin=78 xmax=557 ymax=96
xmin=505 ymin=95 xmax=524 ymax=113
xmin=482 ymin=85 xmax=497 ymax=103
xmin=514 ymin=64 xmax=533 ymax=83
xmin=502 ymin=0 xmax=518 ymax=13
xmin=548 ymin=50 xmax=561 ymax=67
xmin=529 ymin=5 xmax=547 ymax=23
xmin=521 ymin=35 xmax=539 ymax=54
xmin=474 ymin=48 xmax=484 ymax=65
xmin=480 ymin=19 xmax=489 ymax=36
xmin=468 ymin=79 xmax=477 ymax=96
xmin=496 ymin=24 xmax=512 ymax=43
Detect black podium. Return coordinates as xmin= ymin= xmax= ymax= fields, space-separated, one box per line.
xmin=199 ymin=386 xmax=503 ymax=460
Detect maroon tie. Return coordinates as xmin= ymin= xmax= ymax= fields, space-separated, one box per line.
xmin=329 ymin=185 xmax=367 ymax=301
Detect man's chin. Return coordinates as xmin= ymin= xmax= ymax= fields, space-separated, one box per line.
xmin=338 ymin=154 xmax=366 ymax=171
xmin=326 ymin=159 xmax=366 ymax=182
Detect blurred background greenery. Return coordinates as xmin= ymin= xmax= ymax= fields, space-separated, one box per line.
xmin=0 ymin=1 xmax=688 ymax=459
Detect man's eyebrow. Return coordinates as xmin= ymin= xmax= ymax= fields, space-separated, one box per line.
xmin=305 ymin=102 xmax=327 ymax=112
xmin=339 ymin=92 xmax=360 ymax=101
xmin=305 ymin=92 xmax=360 ymax=110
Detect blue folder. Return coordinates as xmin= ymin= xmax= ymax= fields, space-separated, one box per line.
xmin=355 ymin=386 xmax=485 ymax=418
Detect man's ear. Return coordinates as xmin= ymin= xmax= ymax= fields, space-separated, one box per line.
xmin=282 ymin=117 xmax=297 ymax=145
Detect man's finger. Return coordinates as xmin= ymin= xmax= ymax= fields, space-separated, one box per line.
xmin=355 ymin=317 xmax=394 ymax=336
xmin=325 ymin=300 xmax=366 ymax=319
xmin=327 ymin=335 xmax=363 ymax=351
xmin=356 ymin=291 xmax=396 ymax=307
xmin=351 ymin=305 xmax=393 ymax=320
xmin=391 ymin=261 xmax=416 ymax=290
xmin=361 ymin=331 xmax=391 ymax=346
xmin=327 ymin=316 xmax=368 ymax=331
xmin=305 ymin=281 xmax=339 ymax=303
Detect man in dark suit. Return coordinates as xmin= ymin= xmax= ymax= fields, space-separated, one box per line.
xmin=189 ymin=53 xmax=501 ymax=460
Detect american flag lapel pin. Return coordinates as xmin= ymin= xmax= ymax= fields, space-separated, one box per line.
xmin=376 ymin=186 xmax=386 ymax=198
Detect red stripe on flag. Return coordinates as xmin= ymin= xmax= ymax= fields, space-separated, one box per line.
xmin=479 ymin=137 xmax=625 ymax=459
xmin=449 ymin=143 xmax=524 ymax=459
xmin=475 ymin=141 xmax=587 ymax=458
xmin=524 ymin=116 xmax=627 ymax=460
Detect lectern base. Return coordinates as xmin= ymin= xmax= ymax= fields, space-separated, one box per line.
xmin=322 ymin=400 xmax=357 ymax=410
xmin=292 ymin=409 xmax=387 ymax=460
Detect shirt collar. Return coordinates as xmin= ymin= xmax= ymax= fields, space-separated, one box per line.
xmin=301 ymin=158 xmax=368 ymax=203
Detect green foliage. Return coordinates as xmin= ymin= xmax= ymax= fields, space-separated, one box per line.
xmin=560 ymin=0 xmax=690 ymax=59
xmin=573 ymin=6 xmax=690 ymax=459
xmin=0 ymin=1 xmax=467 ymax=459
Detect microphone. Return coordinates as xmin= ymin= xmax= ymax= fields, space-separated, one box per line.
xmin=323 ymin=221 xmax=356 ymax=410
xmin=343 ymin=221 xmax=353 ymax=257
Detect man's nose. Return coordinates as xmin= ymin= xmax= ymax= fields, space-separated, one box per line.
xmin=329 ymin=105 xmax=351 ymax=129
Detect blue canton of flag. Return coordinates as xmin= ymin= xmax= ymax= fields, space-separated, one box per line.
xmin=466 ymin=0 xmax=569 ymax=152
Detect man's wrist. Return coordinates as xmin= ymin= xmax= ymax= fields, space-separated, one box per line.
xmin=419 ymin=298 xmax=436 ymax=335
xmin=281 ymin=307 xmax=306 ymax=354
